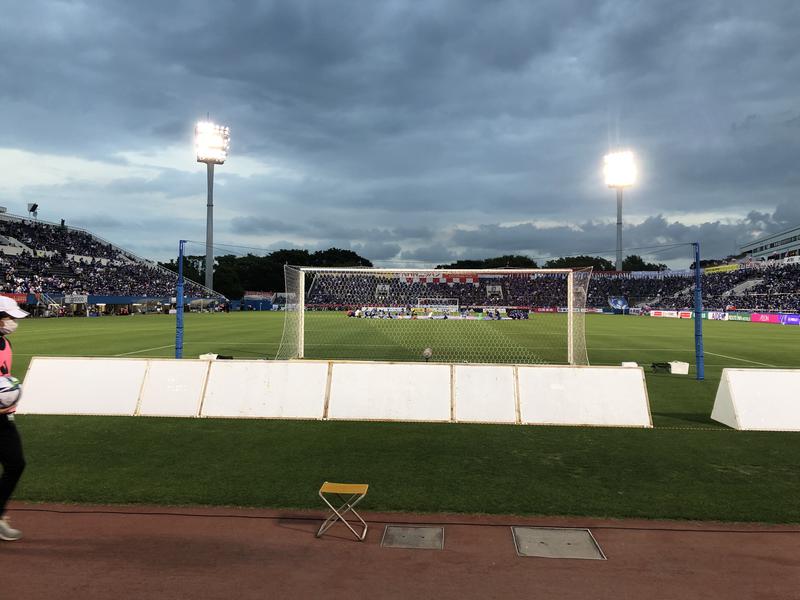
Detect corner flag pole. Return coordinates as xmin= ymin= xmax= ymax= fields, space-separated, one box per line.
xmin=693 ymin=242 xmax=704 ymax=380
xmin=175 ymin=239 xmax=186 ymax=359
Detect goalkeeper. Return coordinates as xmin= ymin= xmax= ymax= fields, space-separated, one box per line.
xmin=0 ymin=297 xmax=28 ymax=542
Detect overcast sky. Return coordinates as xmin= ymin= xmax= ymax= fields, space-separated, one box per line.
xmin=1 ymin=0 xmax=798 ymax=268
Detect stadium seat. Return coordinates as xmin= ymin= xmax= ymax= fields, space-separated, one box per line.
xmin=316 ymin=481 xmax=369 ymax=541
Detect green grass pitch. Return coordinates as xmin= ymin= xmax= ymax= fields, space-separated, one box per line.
xmin=10 ymin=312 xmax=800 ymax=522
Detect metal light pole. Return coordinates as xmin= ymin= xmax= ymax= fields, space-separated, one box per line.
xmin=195 ymin=120 xmax=230 ymax=291
xmin=603 ymin=150 xmax=637 ymax=271
xmin=693 ymin=241 xmax=705 ymax=381
xmin=175 ymin=239 xmax=185 ymax=359
xmin=205 ymin=162 xmax=214 ymax=290
xmin=616 ymin=187 xmax=623 ymax=271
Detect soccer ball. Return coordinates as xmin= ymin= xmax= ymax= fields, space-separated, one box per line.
xmin=0 ymin=376 xmax=22 ymax=410
xmin=422 ymin=348 xmax=433 ymax=360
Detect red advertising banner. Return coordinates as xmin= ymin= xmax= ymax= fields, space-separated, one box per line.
xmin=0 ymin=293 xmax=27 ymax=304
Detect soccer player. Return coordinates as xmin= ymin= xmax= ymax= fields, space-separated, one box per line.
xmin=0 ymin=296 xmax=28 ymax=541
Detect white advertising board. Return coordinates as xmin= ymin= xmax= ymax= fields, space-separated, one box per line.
xmin=20 ymin=357 xmax=652 ymax=428
xmin=327 ymin=362 xmax=451 ymax=422
xmin=202 ymin=360 xmax=328 ymax=419
xmin=137 ymin=359 xmax=210 ymax=417
xmin=19 ymin=357 xmax=147 ymax=415
xmin=711 ymin=368 xmax=800 ymax=431
xmin=650 ymin=310 xmax=693 ymax=319
xmin=517 ymin=366 xmax=651 ymax=427
xmin=453 ymin=365 xmax=516 ymax=423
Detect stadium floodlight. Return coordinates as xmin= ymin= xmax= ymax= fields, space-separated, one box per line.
xmin=195 ymin=121 xmax=230 ymax=165
xmin=195 ymin=120 xmax=231 ymax=291
xmin=603 ymin=150 xmax=637 ymax=271
xmin=603 ymin=150 xmax=636 ymax=188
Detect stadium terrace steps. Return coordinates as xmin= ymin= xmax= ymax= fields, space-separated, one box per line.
xmin=725 ymin=278 xmax=764 ymax=296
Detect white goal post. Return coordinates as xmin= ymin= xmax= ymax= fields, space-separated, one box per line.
xmin=276 ymin=267 xmax=591 ymax=366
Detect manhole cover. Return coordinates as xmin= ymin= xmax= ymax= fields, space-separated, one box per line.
xmin=511 ymin=527 xmax=605 ymax=560
xmin=381 ymin=526 xmax=444 ymax=550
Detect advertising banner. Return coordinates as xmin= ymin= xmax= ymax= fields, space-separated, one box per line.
xmin=534 ymin=307 xmax=557 ymax=313
xmin=650 ymin=310 xmax=679 ymax=318
xmin=0 ymin=293 xmax=27 ymax=304
xmin=750 ymin=313 xmax=781 ymax=324
xmin=779 ymin=314 xmax=800 ymax=326
xmin=650 ymin=310 xmax=693 ymax=319
xmin=706 ymin=311 xmax=728 ymax=320
xmin=704 ymin=264 xmax=740 ymax=274
xmin=64 ymin=294 xmax=89 ymax=304
xmin=727 ymin=312 xmax=751 ymax=321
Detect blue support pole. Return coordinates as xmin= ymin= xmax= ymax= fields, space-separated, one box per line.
xmin=693 ymin=242 xmax=705 ymax=380
xmin=175 ymin=240 xmax=186 ymax=359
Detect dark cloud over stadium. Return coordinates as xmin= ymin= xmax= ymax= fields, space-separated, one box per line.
xmin=1 ymin=1 xmax=798 ymax=267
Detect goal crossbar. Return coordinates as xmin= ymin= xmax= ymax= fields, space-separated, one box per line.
xmin=295 ymin=267 xmax=575 ymax=274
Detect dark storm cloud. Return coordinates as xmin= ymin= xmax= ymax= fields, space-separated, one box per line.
xmin=447 ymin=209 xmax=791 ymax=265
xmin=1 ymin=0 xmax=799 ymax=265
xmin=351 ymin=242 xmax=402 ymax=261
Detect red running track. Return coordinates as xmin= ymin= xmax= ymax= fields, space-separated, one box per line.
xmin=2 ymin=503 xmax=799 ymax=600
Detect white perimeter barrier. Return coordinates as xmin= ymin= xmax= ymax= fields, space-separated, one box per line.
xmin=18 ymin=357 xmax=652 ymax=427
xmin=711 ymin=368 xmax=800 ymax=431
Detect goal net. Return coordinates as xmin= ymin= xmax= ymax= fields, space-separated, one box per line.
xmin=276 ymin=267 xmax=591 ymax=365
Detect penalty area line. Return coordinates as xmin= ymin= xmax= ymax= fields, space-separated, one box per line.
xmin=704 ymin=352 xmax=777 ymax=368
xmin=114 ymin=344 xmax=175 ymax=356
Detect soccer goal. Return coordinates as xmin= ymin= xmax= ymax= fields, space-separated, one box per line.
xmin=276 ymin=267 xmax=591 ymax=365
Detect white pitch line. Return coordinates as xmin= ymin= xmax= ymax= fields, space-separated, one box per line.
xmin=114 ymin=344 xmax=175 ymax=356
xmin=704 ymin=352 xmax=778 ymax=368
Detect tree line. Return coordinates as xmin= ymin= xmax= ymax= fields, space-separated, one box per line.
xmin=159 ymin=248 xmax=372 ymax=299
xmin=161 ymin=249 xmax=668 ymax=299
xmin=436 ymin=254 xmax=667 ymax=272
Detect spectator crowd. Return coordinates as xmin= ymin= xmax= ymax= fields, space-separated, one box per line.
xmin=1 ymin=218 xmax=220 ymax=299
xmin=2 ymin=216 xmax=799 ymax=311
xmin=307 ymin=266 xmax=800 ymax=313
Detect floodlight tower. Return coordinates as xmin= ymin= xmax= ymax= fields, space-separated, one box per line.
xmin=195 ymin=120 xmax=230 ymax=290
xmin=603 ymin=150 xmax=637 ymax=271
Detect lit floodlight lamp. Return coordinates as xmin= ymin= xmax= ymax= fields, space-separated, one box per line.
xmin=603 ymin=150 xmax=637 ymax=188
xmin=195 ymin=121 xmax=230 ymax=165
xmin=603 ymin=149 xmax=637 ymax=271
xmin=194 ymin=119 xmax=230 ymax=291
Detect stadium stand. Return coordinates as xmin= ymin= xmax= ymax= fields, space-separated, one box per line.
xmin=306 ymin=265 xmax=800 ymax=312
xmin=0 ymin=216 xmax=221 ymax=300
xmin=2 ymin=214 xmax=799 ymax=310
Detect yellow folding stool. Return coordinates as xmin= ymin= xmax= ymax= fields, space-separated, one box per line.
xmin=316 ymin=482 xmax=369 ymax=541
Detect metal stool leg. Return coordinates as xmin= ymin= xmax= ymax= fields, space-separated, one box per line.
xmin=316 ymin=492 xmax=368 ymax=541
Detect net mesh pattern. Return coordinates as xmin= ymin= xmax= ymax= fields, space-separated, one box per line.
xmin=276 ymin=267 xmax=591 ymax=365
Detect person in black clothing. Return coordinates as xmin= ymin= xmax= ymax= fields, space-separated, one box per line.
xmin=0 ymin=296 xmax=29 ymax=541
